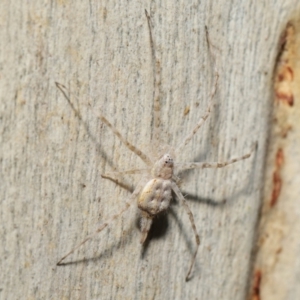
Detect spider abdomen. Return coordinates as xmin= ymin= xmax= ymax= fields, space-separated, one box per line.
xmin=138 ymin=178 xmax=172 ymax=216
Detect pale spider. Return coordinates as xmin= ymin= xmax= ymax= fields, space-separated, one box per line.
xmin=56 ymin=10 xmax=255 ymax=281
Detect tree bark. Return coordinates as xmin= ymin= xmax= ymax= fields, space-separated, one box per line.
xmin=0 ymin=1 xmax=299 ymax=299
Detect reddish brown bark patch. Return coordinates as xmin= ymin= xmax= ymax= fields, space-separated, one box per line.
xmin=270 ymin=148 xmax=284 ymax=207
xmin=251 ymin=270 xmax=262 ymax=300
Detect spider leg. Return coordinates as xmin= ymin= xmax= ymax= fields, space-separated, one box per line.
xmin=175 ymin=70 xmax=219 ymax=153
xmin=145 ymin=10 xmax=161 ymax=150
xmin=101 ymin=169 xmax=149 ymax=188
xmin=55 ymin=82 xmax=152 ymax=166
xmin=102 ymin=168 xmax=149 ymax=178
xmin=55 ymin=82 xmax=84 ymax=121
xmin=56 ymin=180 xmax=144 ymax=266
xmin=172 ymin=182 xmax=200 ymax=281
xmin=175 ymin=27 xmax=219 ymax=154
xmin=177 ymin=144 xmax=256 ymax=172
xmin=99 ymin=116 xmax=152 ymax=166
xmin=140 ymin=213 xmax=153 ymax=244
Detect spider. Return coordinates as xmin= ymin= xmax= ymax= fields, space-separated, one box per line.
xmin=56 ymin=10 xmax=255 ymax=281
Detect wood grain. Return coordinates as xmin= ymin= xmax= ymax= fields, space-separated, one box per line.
xmin=0 ymin=1 xmax=299 ymax=299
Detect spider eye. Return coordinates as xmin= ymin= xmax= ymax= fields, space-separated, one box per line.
xmin=161 ymin=154 xmax=173 ymax=167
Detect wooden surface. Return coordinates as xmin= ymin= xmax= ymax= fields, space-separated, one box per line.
xmin=251 ymin=19 xmax=300 ymax=300
xmin=0 ymin=1 xmax=299 ymax=299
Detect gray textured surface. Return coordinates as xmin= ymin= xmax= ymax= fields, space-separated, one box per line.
xmin=0 ymin=1 xmax=299 ymax=299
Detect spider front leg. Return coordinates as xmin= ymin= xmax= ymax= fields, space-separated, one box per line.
xmin=55 ymin=82 xmax=152 ymax=167
xmin=171 ymin=182 xmax=200 ymax=281
xmin=176 ymin=70 xmax=219 ymax=153
xmin=175 ymin=26 xmax=219 ymax=154
xmin=145 ymin=9 xmax=162 ymax=150
xmin=101 ymin=168 xmax=149 ymax=180
xmin=177 ymin=143 xmax=256 ymax=172
xmin=101 ymin=169 xmax=150 ymax=192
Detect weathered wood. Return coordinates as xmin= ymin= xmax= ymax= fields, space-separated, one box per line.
xmin=0 ymin=1 xmax=299 ymax=299
xmin=250 ymin=19 xmax=300 ymax=300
